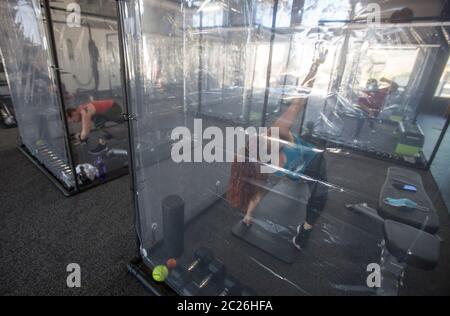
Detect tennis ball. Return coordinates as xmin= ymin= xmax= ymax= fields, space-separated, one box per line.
xmin=152 ymin=265 xmax=169 ymax=282
xmin=166 ymin=258 xmax=177 ymax=269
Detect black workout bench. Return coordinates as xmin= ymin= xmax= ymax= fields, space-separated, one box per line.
xmin=349 ymin=166 xmax=441 ymax=295
xmin=378 ymin=167 xmax=439 ymax=234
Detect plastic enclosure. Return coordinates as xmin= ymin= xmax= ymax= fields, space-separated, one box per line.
xmin=0 ymin=0 xmax=128 ymax=194
xmin=118 ymin=0 xmax=449 ymax=296
xmin=0 ymin=0 xmax=72 ymax=187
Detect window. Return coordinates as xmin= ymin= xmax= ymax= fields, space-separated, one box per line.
xmin=356 ymin=47 xmax=419 ymax=89
xmin=254 ymin=0 xmax=293 ymax=28
xmin=435 ymin=57 xmax=450 ymax=98
xmin=193 ymin=1 xmax=225 ymax=27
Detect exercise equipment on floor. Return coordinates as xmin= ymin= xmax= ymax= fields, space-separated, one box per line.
xmin=74 ymin=132 xmax=129 ymax=183
xmin=346 ymin=166 xmax=441 ymax=295
xmin=197 ymin=259 xmax=226 ymax=289
xmin=162 ymin=195 xmax=185 ymax=258
xmin=180 ymin=247 xmax=225 ymax=295
xmin=232 ymin=179 xmax=311 ymax=264
xmin=188 ymin=247 xmax=214 ymax=272
xmin=378 ymin=167 xmax=439 ymax=234
xmin=347 ymin=203 xmax=441 ymax=295
xmin=166 ymin=247 xmax=256 ymax=296
xmin=0 ymin=101 xmax=16 ymax=127
xmin=395 ymin=121 xmax=424 ymax=157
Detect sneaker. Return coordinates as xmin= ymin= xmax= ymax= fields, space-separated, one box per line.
xmin=5 ymin=116 xmax=15 ymax=126
xmin=89 ymin=143 xmax=108 ymax=155
xmin=0 ymin=108 xmax=7 ymax=120
xmin=292 ymin=224 xmax=312 ymax=250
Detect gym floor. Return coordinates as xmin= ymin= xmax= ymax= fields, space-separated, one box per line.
xmin=1 ymin=126 xmax=450 ymax=295
xmin=147 ymin=143 xmax=450 ymax=296
xmin=0 ymin=127 xmax=147 ymax=296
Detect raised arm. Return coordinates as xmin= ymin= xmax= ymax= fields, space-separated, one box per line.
xmin=380 ymin=77 xmax=399 ymax=93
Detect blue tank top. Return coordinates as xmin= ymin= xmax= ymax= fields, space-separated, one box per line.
xmin=274 ymin=135 xmax=318 ymax=180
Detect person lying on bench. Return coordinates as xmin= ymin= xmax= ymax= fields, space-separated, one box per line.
xmin=227 ymin=57 xmax=328 ymax=251
xmin=66 ymin=99 xmax=123 ymax=154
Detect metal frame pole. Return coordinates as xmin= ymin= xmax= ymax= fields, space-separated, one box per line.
xmin=261 ymin=0 xmax=280 ymax=127
xmin=42 ymin=0 xmax=80 ymax=193
xmin=116 ymin=0 xmax=143 ymax=254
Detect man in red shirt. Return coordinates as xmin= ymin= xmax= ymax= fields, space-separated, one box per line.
xmin=354 ymin=77 xmax=399 ymax=140
xmin=66 ymin=99 xmax=123 ymax=154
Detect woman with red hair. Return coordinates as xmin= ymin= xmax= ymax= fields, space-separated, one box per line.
xmin=227 ymin=57 xmax=329 ymax=250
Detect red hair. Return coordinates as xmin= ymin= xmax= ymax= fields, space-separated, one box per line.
xmin=227 ymin=146 xmax=267 ymax=211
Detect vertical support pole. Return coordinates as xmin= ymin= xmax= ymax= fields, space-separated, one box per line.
xmin=331 ymin=2 xmax=355 ymax=93
xmin=280 ymin=33 xmax=294 ymax=103
xmin=116 ymin=0 xmax=142 ymax=255
xmin=298 ymin=89 xmax=307 ymax=136
xmin=221 ymin=33 xmax=226 ymax=105
xmin=197 ymin=11 xmax=203 ymax=116
xmin=243 ymin=32 xmax=258 ymax=125
xmin=261 ymin=0 xmax=279 ymax=127
xmin=427 ymin=116 xmax=450 ymax=170
xmin=42 ymin=0 xmax=79 ymax=192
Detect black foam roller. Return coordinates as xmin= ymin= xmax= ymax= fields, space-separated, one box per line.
xmin=162 ymin=195 xmax=185 ymax=258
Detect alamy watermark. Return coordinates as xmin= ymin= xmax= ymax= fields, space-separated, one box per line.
xmin=66 ymin=263 xmax=81 ymax=288
xmin=366 ymin=3 xmax=381 ymax=26
xmin=171 ymin=119 xmax=279 ymax=174
xmin=66 ymin=3 xmax=81 ymax=28
xmin=366 ymin=263 xmax=381 ymax=288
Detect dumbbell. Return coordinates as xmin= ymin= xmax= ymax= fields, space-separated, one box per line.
xmin=188 ymin=247 xmax=214 ymax=272
xmin=219 ymin=276 xmax=242 ymax=296
xmin=167 ymin=266 xmax=192 ymax=290
xmin=198 ymin=259 xmax=226 ymax=289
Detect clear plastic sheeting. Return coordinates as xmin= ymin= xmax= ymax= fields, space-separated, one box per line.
xmin=0 ymin=50 xmax=16 ymax=127
xmin=49 ymin=0 xmax=128 ymax=187
xmin=303 ymin=24 xmax=449 ymax=168
xmin=119 ymin=0 xmax=449 ymax=296
xmin=0 ymin=0 xmax=72 ymax=187
xmin=0 ymin=0 xmax=128 ymax=193
xmin=431 ymin=126 xmax=450 ymax=213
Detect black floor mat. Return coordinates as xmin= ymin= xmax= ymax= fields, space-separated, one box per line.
xmin=231 ymin=180 xmax=310 ymax=263
xmin=232 ymin=221 xmax=297 ymax=264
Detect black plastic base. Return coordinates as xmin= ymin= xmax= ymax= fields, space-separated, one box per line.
xmin=128 ymin=257 xmax=178 ymax=296
xmin=18 ymin=144 xmax=128 ymax=197
xmin=0 ymin=121 xmax=17 ymax=129
xmin=18 ymin=145 xmax=74 ymax=197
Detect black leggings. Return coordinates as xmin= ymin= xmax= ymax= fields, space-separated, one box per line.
xmin=354 ymin=116 xmax=375 ymax=139
xmin=303 ymin=153 xmax=328 ymax=225
xmin=93 ymin=102 xmax=123 ymax=128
